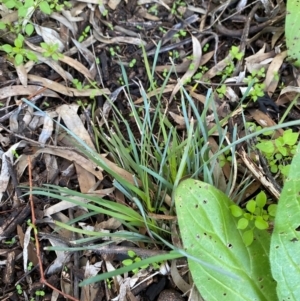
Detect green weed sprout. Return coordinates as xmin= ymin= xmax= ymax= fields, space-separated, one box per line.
xmin=249 ymin=83 xmax=265 ymax=101
xmin=129 ymin=58 xmax=136 ymax=68
xmin=16 ymin=284 xmax=22 ymax=295
xmin=122 ymin=250 xmax=149 ymax=274
xmin=203 ymin=43 xmax=209 ymax=52
xmin=216 ymin=84 xmax=227 ymax=98
xmin=78 ymin=26 xmax=90 ymax=42
xmin=40 ymin=42 xmax=63 ymax=60
xmin=229 ymin=45 xmax=244 ymax=60
xmin=0 ymin=34 xmax=37 ymax=65
xmin=230 ymin=191 xmax=277 ymax=246
xmin=217 ymin=46 xmax=244 ymax=81
xmin=193 ymin=66 xmax=208 ymax=80
xmin=35 ymin=290 xmax=45 ymax=297
xmin=256 ymin=129 xmax=299 ymax=177
xmin=4 ymin=237 xmax=16 ymax=245
xmin=27 ymin=261 xmax=33 ymax=271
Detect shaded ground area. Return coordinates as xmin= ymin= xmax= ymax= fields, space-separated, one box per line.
xmin=0 ymin=0 xmax=297 ymax=300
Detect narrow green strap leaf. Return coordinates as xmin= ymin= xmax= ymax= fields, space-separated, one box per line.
xmin=175 ymin=179 xmax=277 ymax=301
xmin=270 ymin=142 xmax=300 ymax=299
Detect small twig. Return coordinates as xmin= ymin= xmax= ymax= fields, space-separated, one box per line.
xmin=238 ymin=149 xmax=281 ymax=200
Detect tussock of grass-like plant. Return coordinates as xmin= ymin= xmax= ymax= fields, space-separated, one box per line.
xmin=22 ymin=43 xmax=300 ymax=286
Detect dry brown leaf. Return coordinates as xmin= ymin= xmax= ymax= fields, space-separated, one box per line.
xmin=56 ymin=104 xmax=95 ymax=149
xmin=171 ymin=260 xmax=191 ymax=294
xmin=279 ymin=85 xmax=300 ymax=97
xmin=136 ymin=7 xmax=160 ymax=21
xmin=248 ymin=109 xmax=283 ymax=138
xmin=264 ymin=50 xmax=287 ymax=95
xmin=15 ymin=64 xmax=28 ymax=87
xmin=169 ymin=111 xmax=185 ymax=125
xmin=0 ymin=11 xmax=18 ymax=23
xmin=93 ymin=30 xmax=146 ymax=46
xmin=23 ymin=47 xmax=73 ymax=82
xmin=186 ymin=88 xmax=207 ymax=105
xmin=271 ymin=28 xmax=284 ymax=49
xmin=108 ymin=0 xmax=121 ymax=9
xmin=44 ymin=195 xmax=90 ymax=216
xmin=35 ymin=148 xmax=103 ymax=180
xmin=0 ymin=141 xmax=27 ymax=202
xmin=169 ymin=35 xmax=202 ymax=102
xmin=27 ymin=74 xmax=110 ymax=97
xmin=39 ymin=115 xmax=54 ymax=144
xmin=155 ymin=50 xmax=214 ymax=73
xmin=71 ymin=38 xmax=95 ymax=67
xmin=34 ymin=24 xmax=64 ymax=52
xmin=82 ymin=261 xmax=103 ymax=301
xmin=50 ymin=12 xmax=77 ymax=36
xmin=245 ymin=49 xmax=275 ymax=74
xmin=55 ymin=104 xmax=96 ymax=192
xmin=201 ymin=55 xmax=230 ymax=80
xmin=59 ymin=55 xmax=94 ymax=79
xmin=0 ymin=85 xmax=59 ymax=100
xmin=134 ymin=84 xmax=175 ymax=104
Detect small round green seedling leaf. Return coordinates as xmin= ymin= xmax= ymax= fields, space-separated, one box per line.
xmin=14 ymin=54 xmax=23 ymax=65
xmin=243 ymin=229 xmax=254 ymax=247
xmin=122 ymin=259 xmax=133 ymax=266
xmin=256 ymin=191 xmax=267 ymax=208
xmin=237 ymin=217 xmax=248 ymax=229
xmin=25 ymin=24 xmax=34 ymax=36
xmin=246 ymin=200 xmax=256 ymax=213
xmin=255 ymin=216 xmax=269 ymax=230
xmin=2 ymin=44 xmax=13 ymax=53
xmin=268 ymin=204 xmax=277 ymax=217
xmin=127 ymin=250 xmax=136 ymax=258
xmin=175 ymin=179 xmax=276 ymax=301
xmin=229 ymin=205 xmax=243 ymax=217
xmin=39 ymin=1 xmax=51 ymax=14
xmin=283 ymin=129 xmax=299 ymax=146
xmin=256 ymin=141 xmax=274 ymax=154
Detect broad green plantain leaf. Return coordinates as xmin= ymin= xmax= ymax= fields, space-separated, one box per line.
xmin=270 ymin=142 xmax=300 ymax=299
xmin=286 ymin=0 xmax=300 ymax=67
xmin=175 ymin=179 xmax=277 ymax=301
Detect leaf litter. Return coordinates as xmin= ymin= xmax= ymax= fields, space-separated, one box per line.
xmin=0 ymin=0 xmax=297 ymax=300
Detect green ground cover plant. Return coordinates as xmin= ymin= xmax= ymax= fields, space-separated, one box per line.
xmin=14 ymin=2 xmax=300 ymax=296
xmin=21 ymin=33 xmax=300 ymax=294
xmin=0 ymin=34 xmax=37 ymax=65
xmin=175 ymin=141 xmax=300 ymax=300
xmin=256 ymin=128 xmax=298 ymax=178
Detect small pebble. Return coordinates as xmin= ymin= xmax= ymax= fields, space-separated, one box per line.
xmin=157 ymin=289 xmax=184 ymax=301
